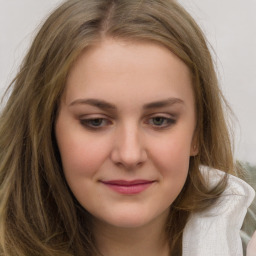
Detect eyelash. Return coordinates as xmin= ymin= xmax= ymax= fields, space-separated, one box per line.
xmin=80 ymin=116 xmax=176 ymax=130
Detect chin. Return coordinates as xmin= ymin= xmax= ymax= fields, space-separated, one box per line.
xmin=112 ymin=217 xmax=151 ymax=229
xmin=95 ymin=208 xmax=169 ymax=230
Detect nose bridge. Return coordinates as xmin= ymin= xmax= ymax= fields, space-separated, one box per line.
xmin=111 ymin=121 xmax=147 ymax=168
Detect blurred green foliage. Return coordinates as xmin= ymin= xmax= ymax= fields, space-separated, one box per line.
xmin=240 ymin=162 xmax=256 ymax=252
xmin=241 ymin=161 xmax=256 ymax=190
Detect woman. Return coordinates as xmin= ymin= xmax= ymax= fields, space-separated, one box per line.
xmin=0 ymin=0 xmax=255 ymax=255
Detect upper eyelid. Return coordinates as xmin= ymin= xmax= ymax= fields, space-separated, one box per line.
xmin=78 ymin=112 xmax=177 ymax=120
xmin=78 ymin=113 xmax=112 ymax=119
xmin=144 ymin=112 xmax=177 ymax=119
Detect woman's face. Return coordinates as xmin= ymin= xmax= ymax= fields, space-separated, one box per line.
xmin=55 ymin=39 xmax=197 ymax=229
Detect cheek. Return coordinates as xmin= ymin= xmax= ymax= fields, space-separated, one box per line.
xmin=60 ymin=138 xmax=111 ymax=176
xmin=151 ymin=134 xmax=192 ymax=165
xmin=55 ymin=116 xmax=111 ymax=179
xmin=57 ymin=136 xmax=112 ymax=204
xmin=149 ymin=133 xmax=191 ymax=183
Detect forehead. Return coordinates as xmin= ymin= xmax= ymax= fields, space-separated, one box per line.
xmin=64 ymin=38 xmax=194 ymax=107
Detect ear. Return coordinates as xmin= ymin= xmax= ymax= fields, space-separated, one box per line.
xmin=190 ymin=132 xmax=199 ymax=156
xmin=190 ymin=143 xmax=199 ymax=156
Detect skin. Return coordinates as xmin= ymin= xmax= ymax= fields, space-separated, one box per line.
xmin=55 ymin=38 xmax=198 ymax=256
xmin=247 ymin=231 xmax=256 ymax=256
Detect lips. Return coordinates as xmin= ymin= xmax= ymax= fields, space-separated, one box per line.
xmin=100 ymin=180 xmax=155 ymax=194
xmin=102 ymin=180 xmax=154 ymax=186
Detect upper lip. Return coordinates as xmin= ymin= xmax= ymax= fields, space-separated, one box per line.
xmin=101 ymin=180 xmax=155 ymax=186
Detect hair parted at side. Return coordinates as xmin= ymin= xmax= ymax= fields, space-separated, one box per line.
xmin=0 ymin=0 xmax=235 ymax=255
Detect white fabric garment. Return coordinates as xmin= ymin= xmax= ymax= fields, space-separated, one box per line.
xmin=182 ymin=166 xmax=255 ymax=256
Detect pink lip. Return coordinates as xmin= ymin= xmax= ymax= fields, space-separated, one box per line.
xmin=101 ymin=180 xmax=155 ymax=194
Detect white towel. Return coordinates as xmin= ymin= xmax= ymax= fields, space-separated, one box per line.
xmin=182 ymin=166 xmax=255 ymax=256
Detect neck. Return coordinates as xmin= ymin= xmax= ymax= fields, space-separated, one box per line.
xmin=92 ymin=212 xmax=170 ymax=256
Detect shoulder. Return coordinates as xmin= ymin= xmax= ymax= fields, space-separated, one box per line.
xmin=182 ymin=166 xmax=255 ymax=256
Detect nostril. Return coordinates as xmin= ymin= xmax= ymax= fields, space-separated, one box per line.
xmin=110 ymin=130 xmax=147 ymax=168
xmin=110 ymin=148 xmax=147 ymax=169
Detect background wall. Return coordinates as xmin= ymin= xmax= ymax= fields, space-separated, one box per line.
xmin=1 ymin=0 xmax=255 ymax=164
xmin=179 ymin=0 xmax=256 ymax=165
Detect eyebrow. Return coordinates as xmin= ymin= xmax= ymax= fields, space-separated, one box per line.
xmin=69 ymin=97 xmax=184 ymax=110
xmin=69 ymin=98 xmax=116 ymax=110
xmin=143 ymin=98 xmax=184 ymax=109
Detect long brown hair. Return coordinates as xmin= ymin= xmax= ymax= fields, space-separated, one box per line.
xmin=0 ymin=0 xmax=236 ymax=255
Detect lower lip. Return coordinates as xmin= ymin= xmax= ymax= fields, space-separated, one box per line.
xmin=102 ymin=182 xmax=154 ymax=194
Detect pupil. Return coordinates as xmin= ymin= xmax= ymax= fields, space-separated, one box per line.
xmin=153 ymin=117 xmax=164 ymax=125
xmin=92 ymin=119 xmax=102 ymax=126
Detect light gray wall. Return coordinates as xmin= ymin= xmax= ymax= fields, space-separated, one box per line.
xmin=1 ymin=0 xmax=255 ymax=164
xmin=179 ymin=0 xmax=256 ymax=165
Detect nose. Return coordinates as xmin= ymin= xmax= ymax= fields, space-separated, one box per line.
xmin=110 ymin=124 xmax=147 ymax=169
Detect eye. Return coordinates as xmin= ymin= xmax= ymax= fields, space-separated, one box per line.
xmin=147 ymin=116 xmax=176 ymax=129
xmin=80 ymin=118 xmax=111 ymax=129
